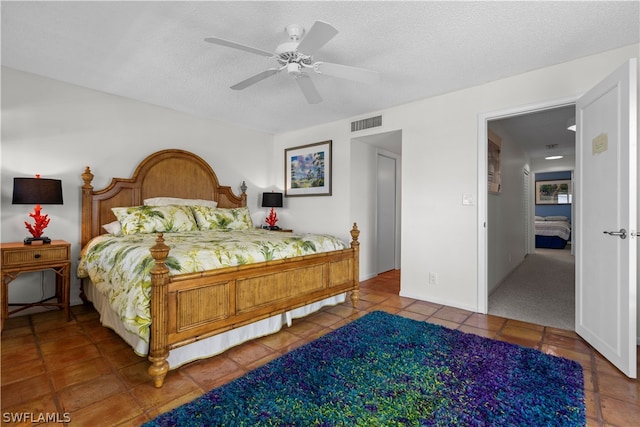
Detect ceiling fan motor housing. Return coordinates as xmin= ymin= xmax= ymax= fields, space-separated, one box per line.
xmin=276 ymin=42 xmax=313 ymax=67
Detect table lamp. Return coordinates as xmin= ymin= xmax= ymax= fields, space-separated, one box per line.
xmin=262 ymin=192 xmax=283 ymax=230
xmin=12 ymin=175 xmax=64 ymax=244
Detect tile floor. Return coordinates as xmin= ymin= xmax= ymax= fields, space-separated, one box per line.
xmin=2 ymin=270 xmax=638 ymax=426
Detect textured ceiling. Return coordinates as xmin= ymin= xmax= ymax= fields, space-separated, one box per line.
xmin=2 ymin=1 xmax=639 ymax=138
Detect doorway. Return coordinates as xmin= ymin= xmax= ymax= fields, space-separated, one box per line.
xmin=351 ymin=130 xmax=402 ymax=278
xmin=485 ymin=107 xmax=576 ymax=328
xmin=479 ymin=60 xmax=637 ymax=378
xmin=477 ymin=97 xmax=578 ymax=314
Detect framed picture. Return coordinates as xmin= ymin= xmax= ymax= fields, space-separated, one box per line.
xmin=535 ymin=179 xmax=572 ymax=205
xmin=285 ymin=140 xmax=332 ymax=197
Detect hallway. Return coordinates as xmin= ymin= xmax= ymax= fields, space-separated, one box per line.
xmin=489 ymin=247 xmax=574 ymax=330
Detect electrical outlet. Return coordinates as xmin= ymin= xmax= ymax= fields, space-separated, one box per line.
xmin=428 ymin=272 xmax=438 ymax=285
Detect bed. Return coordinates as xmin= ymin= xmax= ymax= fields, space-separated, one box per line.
xmin=534 ymin=216 xmax=571 ymax=249
xmin=78 ymin=149 xmax=360 ymax=388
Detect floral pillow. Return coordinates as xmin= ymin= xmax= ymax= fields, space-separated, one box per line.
xmin=112 ymin=205 xmax=198 ymax=235
xmin=191 ymin=206 xmax=254 ymax=230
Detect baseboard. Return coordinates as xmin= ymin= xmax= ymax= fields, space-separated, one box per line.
xmin=399 ymin=291 xmax=477 ymax=313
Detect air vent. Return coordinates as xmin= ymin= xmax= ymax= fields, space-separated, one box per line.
xmin=351 ymin=115 xmax=382 ymax=132
xmin=545 ymin=144 xmax=558 ymax=149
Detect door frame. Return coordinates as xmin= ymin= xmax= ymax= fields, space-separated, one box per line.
xmin=477 ymin=96 xmax=578 ymax=314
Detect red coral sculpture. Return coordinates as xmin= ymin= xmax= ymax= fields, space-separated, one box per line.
xmin=25 ymin=205 xmax=50 ymax=238
xmin=265 ymin=208 xmax=278 ymax=228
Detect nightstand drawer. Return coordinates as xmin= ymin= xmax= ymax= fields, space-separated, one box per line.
xmin=2 ymin=245 xmax=70 ymax=267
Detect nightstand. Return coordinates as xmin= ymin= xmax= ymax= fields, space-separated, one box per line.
xmin=1 ymin=240 xmax=71 ymax=330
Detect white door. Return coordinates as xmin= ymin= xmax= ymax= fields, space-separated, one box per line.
xmin=377 ymin=154 xmax=396 ymax=273
xmin=575 ymin=59 xmax=637 ymax=378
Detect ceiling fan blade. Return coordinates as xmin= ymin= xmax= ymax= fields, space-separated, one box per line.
xmin=296 ymin=21 xmax=338 ymax=55
xmin=204 ymin=37 xmax=274 ymax=58
xmin=296 ymin=75 xmax=322 ymax=104
xmin=231 ymin=68 xmax=280 ymax=90
xmin=313 ymin=62 xmax=379 ymax=85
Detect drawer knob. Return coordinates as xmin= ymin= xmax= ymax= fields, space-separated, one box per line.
xmin=34 ymin=254 xmax=41 ymax=259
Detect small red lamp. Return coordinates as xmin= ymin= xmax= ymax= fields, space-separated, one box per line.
xmin=262 ymin=192 xmax=283 ymax=230
xmin=12 ymin=175 xmax=64 ymax=244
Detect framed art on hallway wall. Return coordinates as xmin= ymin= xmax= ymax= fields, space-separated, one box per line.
xmin=535 ymin=179 xmax=572 ymax=205
xmin=284 ymin=140 xmax=332 ymax=197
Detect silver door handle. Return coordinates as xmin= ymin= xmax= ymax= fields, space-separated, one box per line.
xmin=603 ymin=229 xmax=627 ymax=239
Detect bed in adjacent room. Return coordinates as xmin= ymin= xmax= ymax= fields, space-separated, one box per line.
xmin=78 ymin=149 xmax=360 ymax=387
xmin=534 ymin=216 xmax=571 ymax=249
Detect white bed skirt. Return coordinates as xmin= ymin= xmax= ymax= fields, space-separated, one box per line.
xmin=84 ymin=281 xmax=346 ymax=369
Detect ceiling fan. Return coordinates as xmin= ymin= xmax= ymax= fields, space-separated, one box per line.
xmin=204 ymin=21 xmax=379 ymax=104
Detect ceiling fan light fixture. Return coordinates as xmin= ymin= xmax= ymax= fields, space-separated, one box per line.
xmin=287 ymin=63 xmax=302 ymax=76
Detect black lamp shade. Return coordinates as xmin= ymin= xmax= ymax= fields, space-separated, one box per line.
xmin=262 ymin=192 xmax=283 ymax=208
xmin=12 ymin=178 xmax=64 ymax=205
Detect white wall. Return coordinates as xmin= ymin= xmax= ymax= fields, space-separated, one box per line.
xmin=272 ymin=120 xmax=390 ymax=281
xmin=1 ymin=67 xmax=273 ymax=308
xmin=275 ymin=44 xmax=639 ymax=315
xmin=487 ymin=122 xmax=528 ymax=293
xmin=272 ymin=122 xmax=356 ymax=240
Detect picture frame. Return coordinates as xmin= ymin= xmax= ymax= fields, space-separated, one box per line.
xmin=285 ymin=140 xmax=332 ymax=197
xmin=535 ymin=179 xmax=572 ymax=205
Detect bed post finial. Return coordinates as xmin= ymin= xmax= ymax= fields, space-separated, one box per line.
xmin=81 ymin=167 xmax=96 ymax=247
xmin=82 ymin=166 xmax=94 ymax=189
xmin=148 ymin=233 xmax=170 ymax=388
xmin=350 ymin=223 xmax=360 ymax=308
xmin=350 ymin=223 xmax=360 ymax=248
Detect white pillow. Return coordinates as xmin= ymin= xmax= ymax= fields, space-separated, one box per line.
xmin=544 ymin=216 xmax=568 ymax=221
xmin=144 ymin=197 xmax=218 ymax=208
xmin=102 ymin=220 xmax=123 ymax=236
xmin=535 ymin=216 xmax=545 ymax=221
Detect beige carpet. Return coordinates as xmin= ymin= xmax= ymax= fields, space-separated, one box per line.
xmin=488 ymin=247 xmax=575 ymax=330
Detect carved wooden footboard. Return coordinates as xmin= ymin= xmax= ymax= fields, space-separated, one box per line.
xmin=148 ymin=225 xmax=359 ymax=387
xmin=80 ymin=149 xmax=360 ymax=388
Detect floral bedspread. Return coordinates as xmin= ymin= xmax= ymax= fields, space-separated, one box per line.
xmin=78 ymin=229 xmax=348 ymax=342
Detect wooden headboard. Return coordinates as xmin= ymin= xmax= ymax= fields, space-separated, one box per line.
xmin=81 ymin=149 xmax=247 ymax=246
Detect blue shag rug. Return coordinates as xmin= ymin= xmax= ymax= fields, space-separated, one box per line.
xmin=145 ymin=311 xmax=585 ymax=426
